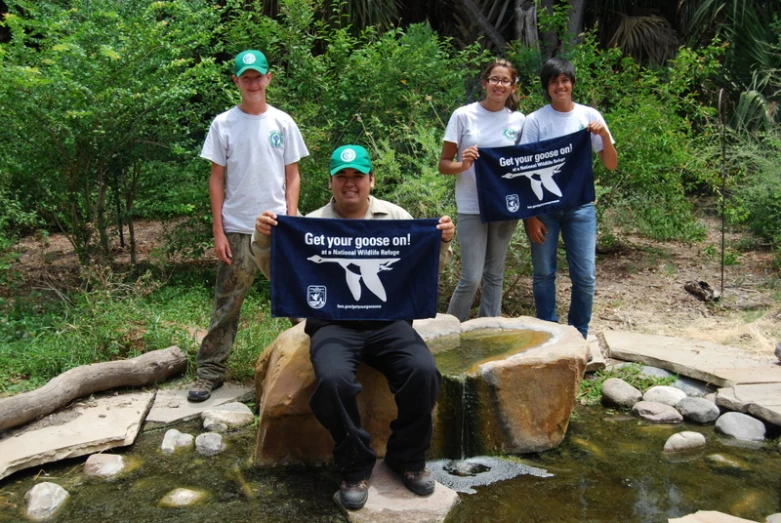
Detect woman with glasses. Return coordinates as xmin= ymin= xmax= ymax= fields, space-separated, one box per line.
xmin=438 ymin=58 xmax=525 ymax=321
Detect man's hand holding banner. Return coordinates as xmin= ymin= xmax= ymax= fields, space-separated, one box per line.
xmin=271 ymin=216 xmax=441 ymax=320
xmin=475 ymin=129 xmax=594 ymax=222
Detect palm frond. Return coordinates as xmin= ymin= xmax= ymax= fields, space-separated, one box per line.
xmin=608 ymin=14 xmax=678 ymax=65
xmin=732 ymin=89 xmax=773 ymax=133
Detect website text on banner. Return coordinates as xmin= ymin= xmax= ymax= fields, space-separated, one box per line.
xmin=475 ymin=129 xmax=594 ymax=222
xmin=271 ymin=215 xmax=441 ymax=320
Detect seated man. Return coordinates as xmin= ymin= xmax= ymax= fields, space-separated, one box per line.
xmin=252 ymin=144 xmax=454 ymax=510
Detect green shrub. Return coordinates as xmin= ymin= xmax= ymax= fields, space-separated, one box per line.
xmin=728 ymin=131 xmax=781 ymax=267
xmin=0 ymin=0 xmax=222 ymax=266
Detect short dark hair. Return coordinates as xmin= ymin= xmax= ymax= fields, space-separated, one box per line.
xmin=540 ymin=57 xmax=576 ymax=102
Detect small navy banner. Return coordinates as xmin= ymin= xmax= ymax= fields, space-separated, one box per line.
xmin=475 ymin=129 xmax=594 ymax=222
xmin=271 ymin=215 xmax=441 ymax=320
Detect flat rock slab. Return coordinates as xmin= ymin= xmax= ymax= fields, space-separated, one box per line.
xmin=668 ymin=510 xmax=758 ymax=522
xmin=145 ymin=384 xmax=254 ymax=426
xmin=602 ymin=331 xmax=781 ymax=388
xmin=334 ymin=460 xmax=459 ymax=523
xmin=586 ymin=334 xmax=606 ymax=373
xmin=0 ymin=391 xmax=153 ymax=480
xmin=717 ymin=383 xmax=781 ymax=426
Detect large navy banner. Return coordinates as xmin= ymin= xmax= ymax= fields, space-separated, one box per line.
xmin=271 ymin=215 xmax=441 ymax=320
xmin=475 ymin=129 xmax=594 ymax=222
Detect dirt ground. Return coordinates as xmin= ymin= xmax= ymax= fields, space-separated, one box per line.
xmin=587 ymin=216 xmax=780 ymax=357
xmin=11 ymin=217 xmax=781 ymax=358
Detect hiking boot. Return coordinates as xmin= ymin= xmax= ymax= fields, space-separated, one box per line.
xmin=385 ymin=460 xmax=435 ymax=496
xmin=187 ymin=377 xmax=223 ymax=402
xmin=339 ymin=479 xmax=369 ymax=510
xmin=400 ymin=468 xmax=435 ymax=496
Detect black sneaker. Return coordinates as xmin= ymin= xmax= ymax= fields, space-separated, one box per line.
xmin=187 ymin=378 xmax=224 ymax=402
xmin=339 ymin=479 xmax=369 ymax=510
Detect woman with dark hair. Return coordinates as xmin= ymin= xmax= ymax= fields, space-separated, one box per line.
xmin=438 ymin=58 xmax=526 ymax=322
xmin=521 ymin=56 xmax=618 ymax=338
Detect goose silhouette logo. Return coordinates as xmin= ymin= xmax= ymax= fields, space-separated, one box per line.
xmin=307 ymin=285 xmax=327 ymax=309
xmin=307 ymin=255 xmax=400 ymax=302
xmin=502 ymin=163 xmax=564 ymax=201
xmin=506 ymin=194 xmax=520 ymax=212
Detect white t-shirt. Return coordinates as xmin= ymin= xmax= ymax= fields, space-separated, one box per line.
xmin=201 ymin=105 xmax=309 ymax=234
xmin=520 ymin=103 xmax=614 ymax=151
xmin=443 ymin=102 xmax=525 ymax=215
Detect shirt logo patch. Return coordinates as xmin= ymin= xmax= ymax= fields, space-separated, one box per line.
xmin=503 ymin=129 xmax=517 ymax=140
xmin=269 ymin=131 xmax=284 ymax=148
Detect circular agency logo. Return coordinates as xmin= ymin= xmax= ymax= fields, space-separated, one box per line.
xmin=269 ymin=131 xmax=284 ymax=148
xmin=243 ymin=53 xmax=256 ymax=65
xmin=503 ymin=129 xmax=517 ymax=140
xmin=340 ymin=148 xmax=357 ymax=162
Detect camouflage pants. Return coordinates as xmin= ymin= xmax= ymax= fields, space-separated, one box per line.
xmin=196 ymin=233 xmax=258 ymax=381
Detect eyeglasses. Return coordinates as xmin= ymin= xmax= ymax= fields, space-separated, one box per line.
xmin=487 ymin=77 xmax=514 ymax=87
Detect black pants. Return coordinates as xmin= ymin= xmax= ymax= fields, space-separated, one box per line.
xmin=305 ymin=319 xmax=441 ymax=482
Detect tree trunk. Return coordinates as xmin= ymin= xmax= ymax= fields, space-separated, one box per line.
xmin=114 ymin=167 xmax=125 ymax=250
xmin=567 ymin=0 xmax=586 ymax=46
xmin=129 ymin=216 xmax=137 ymax=265
xmin=0 ymin=346 xmax=187 ymax=433
xmin=515 ymin=0 xmax=539 ymax=49
xmin=459 ymin=0 xmax=507 ymax=49
xmin=127 ymin=161 xmax=142 ymax=265
xmin=95 ymin=165 xmax=111 ymax=262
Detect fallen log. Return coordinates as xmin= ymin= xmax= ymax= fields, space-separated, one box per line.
xmin=0 ymin=345 xmax=187 ymax=433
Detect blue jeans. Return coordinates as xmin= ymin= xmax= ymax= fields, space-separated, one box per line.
xmin=529 ymin=203 xmax=596 ymax=338
xmin=447 ymin=214 xmax=518 ymax=321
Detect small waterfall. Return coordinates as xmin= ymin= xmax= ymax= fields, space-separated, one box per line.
xmin=457 ymin=374 xmax=467 ymax=460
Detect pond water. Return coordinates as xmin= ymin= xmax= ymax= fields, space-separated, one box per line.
xmin=2 ymin=328 xmax=780 ymax=521
xmin=432 ymin=329 xmax=550 ymax=376
xmin=2 ymin=406 xmax=779 ymax=522
xmin=445 ymin=407 xmax=781 ymax=522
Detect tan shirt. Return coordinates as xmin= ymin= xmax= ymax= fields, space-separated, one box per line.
xmin=251 ymin=195 xmax=453 ymax=279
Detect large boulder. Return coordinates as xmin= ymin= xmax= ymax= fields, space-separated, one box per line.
xmin=254 ymin=315 xmax=587 ymax=465
xmin=253 ymin=322 xmax=398 ymax=466
xmin=434 ymin=317 xmax=588 ymax=456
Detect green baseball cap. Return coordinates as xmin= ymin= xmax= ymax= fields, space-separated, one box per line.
xmin=234 ymin=50 xmax=269 ymax=76
xmin=330 ymin=145 xmax=372 ymax=175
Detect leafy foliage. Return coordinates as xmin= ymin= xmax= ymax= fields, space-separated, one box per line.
xmin=725 ymin=132 xmax=781 ymax=266
xmin=0 ymin=0 xmax=221 ymax=265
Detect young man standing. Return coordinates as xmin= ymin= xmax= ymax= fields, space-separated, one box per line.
xmin=189 ymin=50 xmax=309 ymax=402
xmin=520 ymin=57 xmax=618 ymax=339
xmin=252 ymin=145 xmax=454 ymax=510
